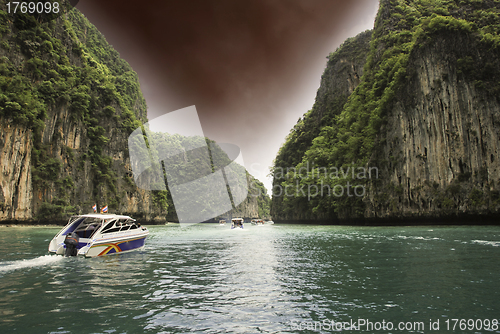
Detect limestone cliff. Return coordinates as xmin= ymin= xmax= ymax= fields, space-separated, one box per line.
xmin=271 ymin=31 xmax=371 ymax=220
xmin=271 ymin=0 xmax=500 ymax=223
xmin=0 ymin=5 xmax=268 ymax=223
xmin=367 ymin=8 xmax=500 ymax=219
xmin=0 ymin=5 xmax=159 ymax=223
xmin=0 ymin=123 xmax=33 ymax=220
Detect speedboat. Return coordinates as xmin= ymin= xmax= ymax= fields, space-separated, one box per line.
xmin=219 ymin=219 xmax=226 ymax=225
xmin=231 ymin=218 xmax=244 ymax=229
xmin=48 ymin=214 xmax=149 ymax=257
xmin=251 ymin=219 xmax=265 ymax=225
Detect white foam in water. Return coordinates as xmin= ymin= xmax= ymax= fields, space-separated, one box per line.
xmin=472 ymin=240 xmax=500 ymax=247
xmin=0 ymin=255 xmax=63 ymax=274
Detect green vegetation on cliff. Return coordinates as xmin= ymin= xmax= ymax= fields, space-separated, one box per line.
xmin=134 ymin=131 xmax=270 ymax=220
xmin=249 ymin=178 xmax=270 ymax=218
xmin=0 ymin=3 xmax=148 ymax=219
xmin=272 ymin=0 xmax=500 ymax=222
xmin=0 ymin=2 xmax=271 ymax=222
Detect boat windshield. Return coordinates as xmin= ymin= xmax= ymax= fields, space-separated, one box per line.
xmin=101 ymin=218 xmax=138 ymax=234
xmin=73 ymin=217 xmax=104 ymax=238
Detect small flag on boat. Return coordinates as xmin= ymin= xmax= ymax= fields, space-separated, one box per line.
xmin=92 ymin=204 xmax=97 ymax=213
xmin=101 ymin=205 xmax=108 ymax=213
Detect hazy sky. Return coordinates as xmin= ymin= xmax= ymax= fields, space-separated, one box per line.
xmin=77 ymin=0 xmax=379 ymax=193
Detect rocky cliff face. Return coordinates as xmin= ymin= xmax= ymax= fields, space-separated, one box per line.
xmin=271 ymin=0 xmax=500 ymax=223
xmin=0 ymin=7 xmax=159 ymax=223
xmin=271 ymin=31 xmax=371 ymax=220
xmin=0 ymin=123 xmax=33 ymax=220
xmin=0 ymin=6 xmax=267 ymax=223
xmin=314 ymin=30 xmax=371 ymax=127
xmin=367 ymin=30 xmax=500 ymax=218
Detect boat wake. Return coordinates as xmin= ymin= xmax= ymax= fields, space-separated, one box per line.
xmin=472 ymin=240 xmax=500 ymax=247
xmin=0 ymin=255 xmax=63 ymax=274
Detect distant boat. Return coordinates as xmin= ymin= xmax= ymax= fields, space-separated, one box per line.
xmin=230 ymin=218 xmax=244 ymax=229
xmin=251 ymin=219 xmax=265 ymax=225
xmin=48 ymin=214 xmax=149 ymax=257
xmin=165 ymin=221 xmax=179 ymax=225
xmin=219 ymin=219 xmax=226 ymax=225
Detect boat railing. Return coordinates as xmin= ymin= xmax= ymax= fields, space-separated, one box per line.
xmin=101 ymin=221 xmax=140 ymax=234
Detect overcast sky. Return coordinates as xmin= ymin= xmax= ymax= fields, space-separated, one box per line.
xmin=77 ymin=0 xmax=379 ymax=193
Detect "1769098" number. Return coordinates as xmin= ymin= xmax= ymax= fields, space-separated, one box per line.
xmin=445 ymin=318 xmax=499 ymax=331
xmin=6 ymin=2 xmax=60 ymax=14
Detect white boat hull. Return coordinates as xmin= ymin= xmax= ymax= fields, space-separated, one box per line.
xmin=48 ymin=214 xmax=149 ymax=257
xmin=80 ymin=233 xmax=148 ymax=257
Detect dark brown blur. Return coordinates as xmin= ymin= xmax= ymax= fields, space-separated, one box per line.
xmin=77 ymin=0 xmax=378 ymax=188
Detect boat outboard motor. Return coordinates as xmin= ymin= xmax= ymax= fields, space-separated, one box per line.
xmin=64 ymin=232 xmax=79 ymax=257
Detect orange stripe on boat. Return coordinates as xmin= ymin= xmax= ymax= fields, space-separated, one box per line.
xmin=97 ymin=243 xmax=122 ymax=256
xmin=93 ymin=237 xmax=144 ymax=256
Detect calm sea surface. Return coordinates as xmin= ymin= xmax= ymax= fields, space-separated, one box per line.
xmin=0 ymin=224 xmax=499 ymax=333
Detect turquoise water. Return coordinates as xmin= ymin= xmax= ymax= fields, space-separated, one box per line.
xmin=0 ymin=224 xmax=499 ymax=333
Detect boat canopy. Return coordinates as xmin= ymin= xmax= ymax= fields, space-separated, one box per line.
xmin=58 ymin=214 xmax=137 ymax=238
xmin=71 ymin=214 xmax=136 ymax=221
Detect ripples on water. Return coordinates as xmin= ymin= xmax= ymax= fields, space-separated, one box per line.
xmin=0 ymin=224 xmax=499 ymax=333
